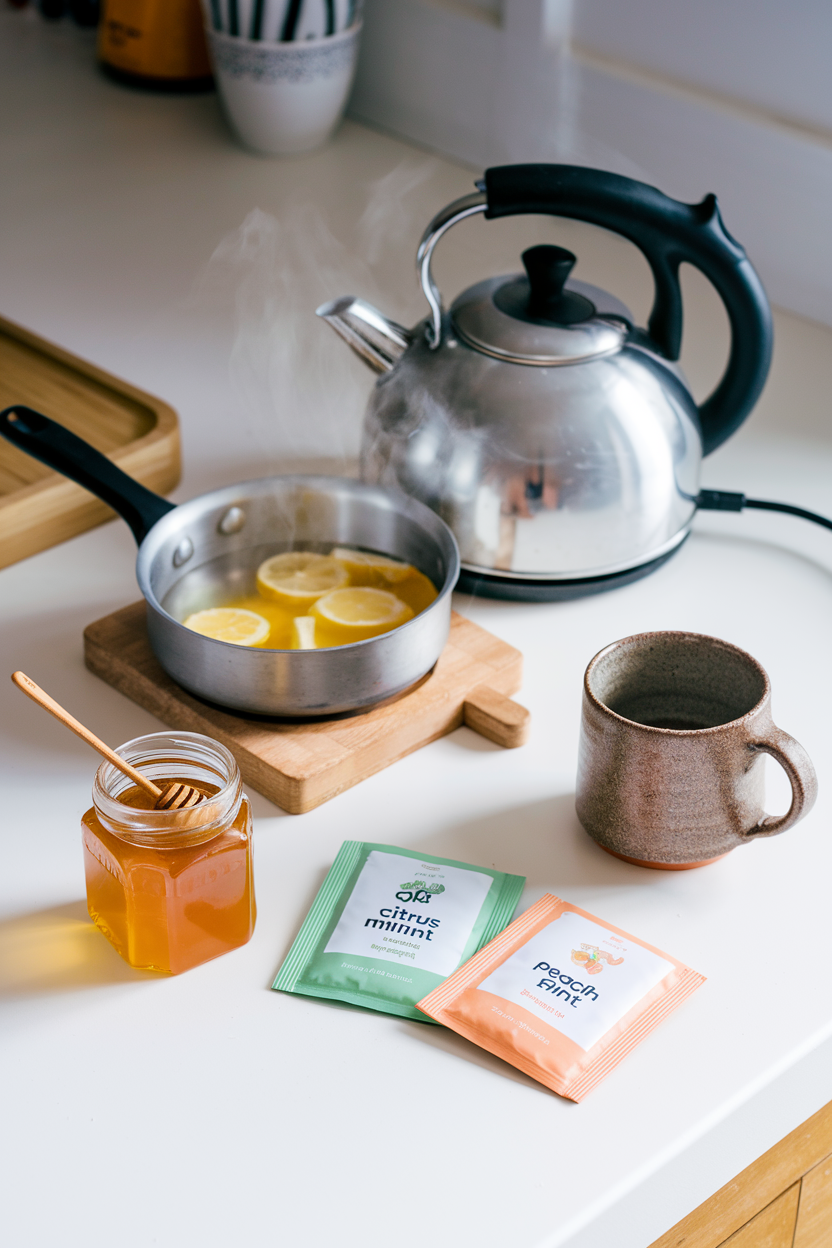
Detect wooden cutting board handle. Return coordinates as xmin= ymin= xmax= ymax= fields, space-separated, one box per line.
xmin=463 ymin=685 xmax=530 ymax=749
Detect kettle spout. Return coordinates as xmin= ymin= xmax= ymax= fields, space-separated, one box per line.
xmin=316 ymin=297 xmax=411 ymax=374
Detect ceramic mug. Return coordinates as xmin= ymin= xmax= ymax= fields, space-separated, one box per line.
xmin=576 ymin=631 xmax=818 ymax=869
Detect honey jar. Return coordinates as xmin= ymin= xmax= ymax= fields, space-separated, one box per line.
xmin=82 ymin=732 xmax=255 ymax=974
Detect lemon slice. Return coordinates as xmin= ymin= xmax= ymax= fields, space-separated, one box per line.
xmin=331 ymin=546 xmax=414 ymax=586
xmin=311 ymin=587 xmax=414 ymax=645
xmin=256 ymin=552 xmax=349 ymax=609
xmin=183 ymin=608 xmax=270 ymax=647
xmin=290 ymin=616 xmax=316 ymax=649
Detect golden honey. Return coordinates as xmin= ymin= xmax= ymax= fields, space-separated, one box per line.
xmin=82 ymin=734 xmax=255 ymax=975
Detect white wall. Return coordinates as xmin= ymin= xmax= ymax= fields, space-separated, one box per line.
xmin=349 ymin=0 xmax=832 ymax=327
xmin=573 ymin=0 xmax=832 ymax=134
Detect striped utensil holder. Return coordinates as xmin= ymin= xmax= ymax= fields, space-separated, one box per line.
xmin=203 ymin=0 xmax=362 ymax=153
xmin=207 ymin=0 xmax=357 ymax=41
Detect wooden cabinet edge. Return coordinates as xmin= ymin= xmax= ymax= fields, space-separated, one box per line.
xmin=648 ymin=1099 xmax=832 ymax=1248
xmin=793 ymin=1150 xmax=832 ymax=1248
xmin=717 ymin=1183 xmax=800 ymax=1248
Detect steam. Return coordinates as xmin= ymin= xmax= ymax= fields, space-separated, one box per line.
xmin=357 ymin=158 xmax=438 ymax=267
xmin=198 ymin=204 xmax=370 ymax=467
xmin=193 ymin=159 xmax=439 ymax=473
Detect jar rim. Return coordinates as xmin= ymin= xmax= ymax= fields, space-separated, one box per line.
xmin=93 ymin=731 xmax=242 ymax=848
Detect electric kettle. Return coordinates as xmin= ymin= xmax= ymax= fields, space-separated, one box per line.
xmin=318 ymin=164 xmax=772 ymax=599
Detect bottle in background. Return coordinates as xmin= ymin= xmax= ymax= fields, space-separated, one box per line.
xmin=98 ymin=0 xmax=213 ymax=91
xmin=70 ymin=0 xmax=100 ymax=25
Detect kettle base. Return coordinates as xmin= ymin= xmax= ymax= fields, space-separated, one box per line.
xmin=455 ymin=540 xmax=687 ymax=602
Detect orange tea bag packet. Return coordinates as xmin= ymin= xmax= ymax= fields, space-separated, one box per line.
xmin=417 ymin=894 xmax=705 ymax=1101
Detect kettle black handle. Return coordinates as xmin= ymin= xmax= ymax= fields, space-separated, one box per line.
xmin=483 ymin=164 xmax=773 ymax=456
xmin=0 ymin=405 xmax=176 ymax=544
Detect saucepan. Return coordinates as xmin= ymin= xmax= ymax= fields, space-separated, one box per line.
xmin=0 ymin=406 xmax=460 ymax=716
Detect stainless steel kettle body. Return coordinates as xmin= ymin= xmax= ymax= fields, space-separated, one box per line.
xmin=361 ymin=310 xmax=701 ymax=584
xmin=320 ymin=165 xmax=773 ymax=599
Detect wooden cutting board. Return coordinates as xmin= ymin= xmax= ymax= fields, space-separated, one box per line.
xmin=84 ymin=602 xmax=531 ymax=814
xmin=0 ymin=315 xmax=180 ymax=569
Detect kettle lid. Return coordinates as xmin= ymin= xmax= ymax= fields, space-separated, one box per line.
xmin=451 ymin=245 xmax=627 ymax=365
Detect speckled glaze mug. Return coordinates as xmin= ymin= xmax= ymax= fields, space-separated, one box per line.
xmin=576 ymin=632 xmax=818 ymax=870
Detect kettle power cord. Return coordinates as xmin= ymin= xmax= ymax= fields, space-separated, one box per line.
xmin=696 ymin=490 xmax=832 ymax=533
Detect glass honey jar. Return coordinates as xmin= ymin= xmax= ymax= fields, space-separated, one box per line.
xmin=82 ymin=732 xmax=255 ymax=974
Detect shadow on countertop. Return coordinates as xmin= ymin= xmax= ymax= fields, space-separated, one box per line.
xmin=0 ymin=899 xmax=161 ymax=999
xmin=409 ymin=792 xmax=664 ymax=893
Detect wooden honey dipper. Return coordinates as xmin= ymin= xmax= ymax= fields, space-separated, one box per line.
xmin=11 ymin=671 xmax=204 ymax=811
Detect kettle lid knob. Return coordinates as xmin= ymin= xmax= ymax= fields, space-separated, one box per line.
xmin=524 ymin=246 xmax=575 ymax=311
xmin=451 ymin=242 xmax=627 ymax=365
xmin=492 ymin=246 xmax=596 ymax=326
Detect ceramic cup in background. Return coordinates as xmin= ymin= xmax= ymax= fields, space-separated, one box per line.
xmin=206 ymin=21 xmax=362 ymax=155
xmin=576 ymin=631 xmax=818 ymax=869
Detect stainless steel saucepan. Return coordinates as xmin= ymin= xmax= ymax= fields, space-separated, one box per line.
xmin=0 ymin=406 xmax=460 ymax=716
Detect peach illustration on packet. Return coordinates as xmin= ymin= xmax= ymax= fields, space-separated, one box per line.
xmin=571 ymin=944 xmax=624 ymax=975
xmin=417 ymin=894 xmax=705 ymax=1101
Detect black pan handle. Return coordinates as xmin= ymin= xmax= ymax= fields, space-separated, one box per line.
xmin=0 ymin=405 xmax=176 ymax=544
xmin=483 ymin=164 xmax=773 ymax=456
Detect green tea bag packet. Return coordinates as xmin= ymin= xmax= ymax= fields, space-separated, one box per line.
xmin=273 ymin=841 xmax=525 ymax=1020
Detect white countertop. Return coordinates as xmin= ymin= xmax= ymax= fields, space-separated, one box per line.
xmin=3 ymin=14 xmax=832 ymax=1248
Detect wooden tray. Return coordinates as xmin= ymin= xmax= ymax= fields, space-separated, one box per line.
xmin=0 ymin=315 xmax=180 ymax=569
xmin=84 ymin=602 xmax=531 ymax=814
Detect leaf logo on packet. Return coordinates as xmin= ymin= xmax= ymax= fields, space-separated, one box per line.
xmin=416 ymin=895 xmax=706 ymax=1100
xmin=397 ymin=881 xmax=445 ymax=902
xmin=272 ymin=841 xmax=525 ymax=1021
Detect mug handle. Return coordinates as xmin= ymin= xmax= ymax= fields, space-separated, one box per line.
xmin=741 ymin=727 xmax=818 ymax=838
